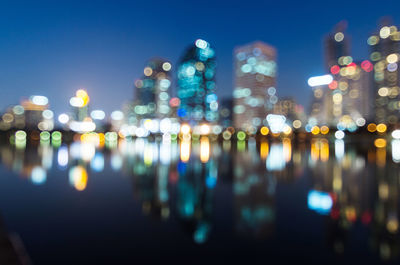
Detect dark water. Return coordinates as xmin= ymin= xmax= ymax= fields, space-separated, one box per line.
xmin=0 ymin=136 xmax=399 ymax=264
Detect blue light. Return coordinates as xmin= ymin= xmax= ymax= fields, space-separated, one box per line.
xmin=177 ymin=108 xmax=187 ymax=118
xmin=307 ymin=190 xmax=333 ymax=215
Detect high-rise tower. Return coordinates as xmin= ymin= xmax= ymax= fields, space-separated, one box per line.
xmin=233 ymin=41 xmax=277 ymax=133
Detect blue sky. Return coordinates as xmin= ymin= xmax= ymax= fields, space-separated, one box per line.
xmin=0 ymin=0 xmax=399 ymax=115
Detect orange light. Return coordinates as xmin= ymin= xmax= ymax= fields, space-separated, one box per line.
xmin=320 ymin=126 xmax=329 ymax=135
xmin=374 ymin=138 xmax=387 ymax=148
xmin=367 ymin=123 xmax=377 ymax=132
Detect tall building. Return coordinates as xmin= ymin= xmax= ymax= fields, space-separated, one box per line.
xmin=310 ymin=24 xmax=373 ymax=129
xmin=324 ymin=22 xmax=350 ymax=71
xmin=368 ymin=22 xmax=400 ymax=125
xmin=176 ymin=39 xmax=218 ymax=125
xmin=134 ymin=58 xmax=172 ymax=120
xmin=233 ymin=41 xmax=277 ymax=132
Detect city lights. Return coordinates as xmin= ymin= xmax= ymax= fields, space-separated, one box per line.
xmin=307 ymin=74 xmax=333 ymax=87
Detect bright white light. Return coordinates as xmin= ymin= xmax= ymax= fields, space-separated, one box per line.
xmin=335 ymin=139 xmax=345 ymax=160
xmin=69 ymin=121 xmax=96 ymax=133
xmin=111 ymin=110 xmax=124 ymax=121
xmin=30 ymin=95 xmax=49 ymax=106
xmin=307 ymin=74 xmax=333 ymax=87
xmin=392 ymin=140 xmax=400 ymax=163
xmin=58 ymin=113 xmax=69 ymax=124
xmin=266 ymin=144 xmax=286 ymax=171
xmin=57 ymin=146 xmax=69 ymax=167
xmin=195 ymin=39 xmax=208 ymax=49
xmin=42 ymin=110 xmax=54 ymax=120
xmin=160 ymin=118 xmax=172 ymax=134
xmin=392 ymin=130 xmax=400 ymax=139
xmin=266 ymin=114 xmax=286 ymax=133
xmin=355 ymin=118 xmax=366 ymax=127
xmin=70 ymin=97 xmax=84 ymax=107
xmin=335 ymin=130 xmax=345 ymax=139
xmin=91 ymin=110 xmax=106 ymax=120
xmin=31 ymin=166 xmax=46 ymax=185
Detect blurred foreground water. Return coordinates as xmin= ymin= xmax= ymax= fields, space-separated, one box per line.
xmin=0 ymin=136 xmax=400 ymax=264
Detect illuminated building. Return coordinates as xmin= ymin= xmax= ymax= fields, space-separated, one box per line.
xmin=176 ymin=39 xmax=218 ymax=125
xmin=233 ymin=41 xmax=277 ymax=133
xmin=134 ymin=58 xmax=172 ymax=120
xmin=309 ymin=25 xmax=373 ymax=129
xmin=368 ymin=23 xmax=400 ymax=124
xmin=0 ymin=96 xmax=54 ymax=131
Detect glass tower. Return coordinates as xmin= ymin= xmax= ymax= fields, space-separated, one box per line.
xmin=134 ymin=58 xmax=172 ymax=121
xmin=233 ymin=41 xmax=277 ymax=133
xmin=176 ymin=39 xmax=218 ymax=125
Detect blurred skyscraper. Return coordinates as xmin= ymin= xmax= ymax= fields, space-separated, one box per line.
xmin=309 ymin=24 xmax=373 ymax=129
xmin=176 ymin=39 xmax=218 ymax=125
xmin=233 ymin=41 xmax=277 ymax=133
xmin=324 ymin=21 xmax=350 ymax=71
xmin=133 ymin=58 xmax=172 ymax=120
xmin=368 ymin=21 xmax=400 ymax=125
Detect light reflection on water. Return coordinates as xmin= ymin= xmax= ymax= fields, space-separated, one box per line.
xmin=0 ymin=136 xmax=400 ymax=263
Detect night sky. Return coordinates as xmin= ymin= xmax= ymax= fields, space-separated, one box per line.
xmin=0 ymin=0 xmax=399 ymax=116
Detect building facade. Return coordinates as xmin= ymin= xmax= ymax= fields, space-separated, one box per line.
xmin=176 ymin=39 xmax=218 ymax=125
xmin=233 ymin=41 xmax=277 ymax=133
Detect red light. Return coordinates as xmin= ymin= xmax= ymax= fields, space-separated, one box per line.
xmin=330 ymin=65 xmax=340 ymax=75
xmin=361 ymin=211 xmax=372 ymax=225
xmin=361 ymin=60 xmax=373 ymax=72
xmin=329 ymin=80 xmax=338 ymax=90
xmin=169 ymin=97 xmax=180 ymax=107
xmin=347 ymin=62 xmax=356 ymax=67
xmin=330 ymin=208 xmax=340 ymax=219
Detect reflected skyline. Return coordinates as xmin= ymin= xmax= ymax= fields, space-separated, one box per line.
xmin=1 ymin=134 xmax=400 ymax=263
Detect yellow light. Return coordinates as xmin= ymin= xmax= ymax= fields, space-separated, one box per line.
xmin=260 ymin=141 xmax=269 ymax=160
xmin=380 ymin=26 xmax=390 ymax=39
xmin=283 ymin=125 xmax=292 ymax=135
xmin=260 ymin=126 xmax=269 ymax=136
xmin=292 ymin=120 xmax=302 ymax=129
xmin=200 ymin=137 xmax=210 ymax=163
xmin=70 ymin=166 xmax=88 ymax=191
xmin=180 ymin=124 xmax=191 ymax=135
xmin=320 ymin=126 xmax=329 ymax=135
xmin=76 ymin=89 xmax=89 ymax=107
xmin=378 ymin=87 xmax=389 ymax=97
xmin=367 ymin=123 xmax=377 ymax=132
xmin=180 ymin=140 xmax=191 ymax=162
xmin=144 ymin=67 xmax=153 ymax=76
xmin=387 ymin=54 xmax=398 ymax=64
xmin=376 ymin=123 xmax=387 ymax=133
xmin=200 ymin=124 xmax=210 ymax=135
xmin=320 ymin=139 xmax=329 ymax=162
xmin=374 ymin=138 xmax=387 ymax=148
xmin=311 ymin=126 xmax=320 ymax=135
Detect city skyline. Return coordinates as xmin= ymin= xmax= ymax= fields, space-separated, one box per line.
xmin=0 ymin=0 xmax=399 ymax=116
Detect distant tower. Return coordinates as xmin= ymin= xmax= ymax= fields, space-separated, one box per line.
xmin=134 ymin=58 xmax=172 ymax=120
xmin=233 ymin=41 xmax=277 ymax=132
xmin=368 ymin=20 xmax=400 ymax=125
xmin=321 ymin=23 xmax=372 ymax=129
xmin=176 ymin=39 xmax=218 ymax=125
xmin=324 ymin=21 xmax=350 ymax=71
